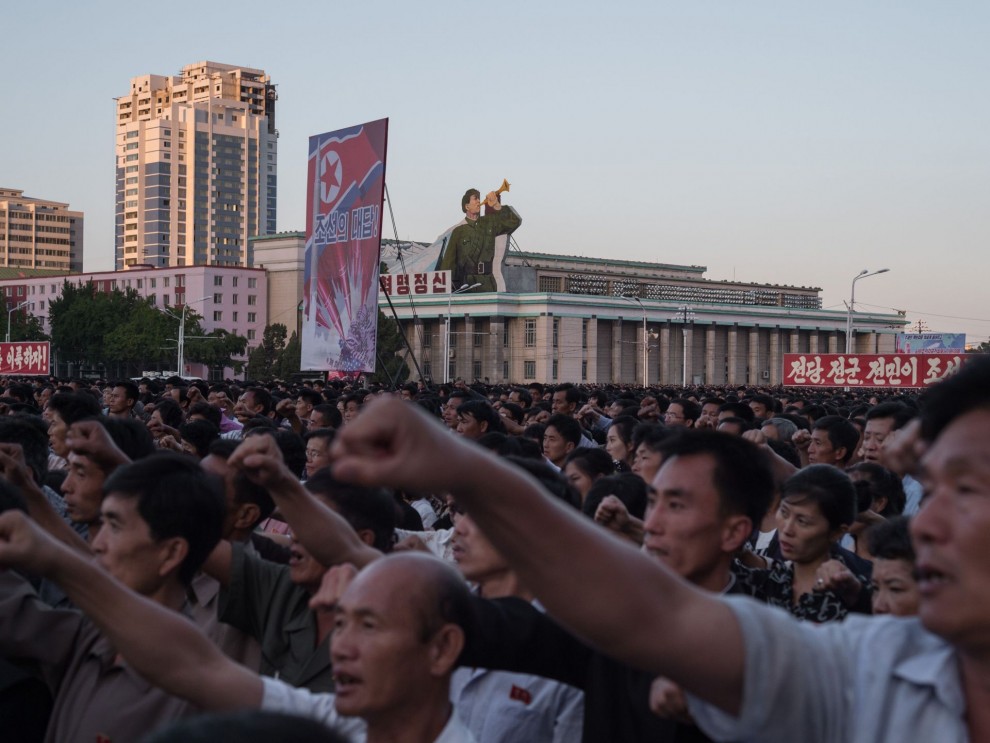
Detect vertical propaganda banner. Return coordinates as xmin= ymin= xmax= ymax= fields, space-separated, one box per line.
xmin=301 ymin=118 xmax=388 ymax=372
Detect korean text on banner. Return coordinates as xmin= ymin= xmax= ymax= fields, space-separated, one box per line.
xmin=783 ymin=353 xmax=967 ymax=388
xmin=0 ymin=342 xmax=50 ymax=376
xmin=301 ymin=119 xmax=388 ymax=372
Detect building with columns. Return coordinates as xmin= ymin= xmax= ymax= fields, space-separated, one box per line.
xmin=384 ymin=248 xmax=906 ymax=386
xmin=252 ymin=234 xmax=906 ymax=386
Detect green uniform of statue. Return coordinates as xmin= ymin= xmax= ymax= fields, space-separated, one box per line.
xmin=438 ymin=195 xmax=521 ymax=293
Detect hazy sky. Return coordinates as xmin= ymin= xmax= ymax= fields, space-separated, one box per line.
xmin=5 ymin=1 xmax=988 ymax=342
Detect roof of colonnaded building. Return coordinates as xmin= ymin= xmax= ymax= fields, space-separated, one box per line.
xmin=508 ymin=250 xmax=707 ymax=276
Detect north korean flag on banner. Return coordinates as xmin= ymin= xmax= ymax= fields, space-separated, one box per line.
xmin=301 ymin=119 xmax=388 ymax=373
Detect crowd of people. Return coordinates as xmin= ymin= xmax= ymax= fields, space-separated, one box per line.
xmin=0 ymin=362 xmax=985 ymax=742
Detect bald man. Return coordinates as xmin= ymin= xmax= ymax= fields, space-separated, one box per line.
xmin=0 ymin=516 xmax=475 ymax=743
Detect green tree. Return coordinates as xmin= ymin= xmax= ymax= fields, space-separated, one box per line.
xmin=49 ymin=283 xmax=251 ymax=378
xmin=186 ymin=327 xmax=249 ymax=376
xmin=2 ymin=309 xmax=48 ymax=344
xmin=49 ymin=282 xmax=148 ymax=375
xmin=245 ymin=323 xmax=287 ymax=379
xmin=104 ymin=298 xmax=178 ymax=375
xmin=277 ymin=331 xmax=301 ymax=379
xmin=371 ymin=310 xmax=409 ymax=386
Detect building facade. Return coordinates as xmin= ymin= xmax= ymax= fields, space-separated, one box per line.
xmin=0 ymin=188 xmax=83 ymax=272
xmin=0 ymin=264 xmax=267 ymax=379
xmin=251 ymin=232 xmax=304 ymax=336
xmin=115 ymin=61 xmax=277 ymax=270
xmin=383 ymin=248 xmax=906 ymax=386
xmin=248 ymin=236 xmax=908 ymax=386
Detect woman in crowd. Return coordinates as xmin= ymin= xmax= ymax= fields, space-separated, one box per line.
xmin=562 ymin=447 xmax=614 ymax=506
xmin=604 ymin=415 xmax=638 ymax=472
xmin=735 ymin=464 xmax=872 ymax=622
xmin=866 ymin=516 xmax=919 ymax=616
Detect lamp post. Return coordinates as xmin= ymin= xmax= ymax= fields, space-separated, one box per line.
xmin=622 ymin=296 xmax=649 ymax=385
xmin=673 ymin=306 xmax=695 ymax=387
xmin=6 ymin=300 xmax=30 ymax=344
xmin=177 ymin=295 xmax=212 ymax=376
xmin=844 ymin=269 xmax=889 ymax=354
xmin=444 ymin=283 xmax=480 ymax=384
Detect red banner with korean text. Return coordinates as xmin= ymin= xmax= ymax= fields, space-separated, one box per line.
xmin=379 ymin=271 xmax=451 ymax=297
xmin=0 ymin=342 xmax=50 ymax=376
xmin=783 ymin=353 xmax=968 ymax=388
xmin=301 ymin=119 xmax=388 ymax=373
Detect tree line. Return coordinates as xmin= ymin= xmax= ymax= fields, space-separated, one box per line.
xmin=12 ymin=280 xmax=407 ymax=382
xmin=42 ymin=281 xmax=247 ymax=379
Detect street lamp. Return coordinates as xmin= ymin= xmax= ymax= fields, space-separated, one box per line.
xmin=622 ymin=296 xmax=649 ymax=386
xmin=845 ymin=269 xmax=889 ymax=354
xmin=444 ymin=283 xmax=481 ymax=384
xmin=176 ymin=295 xmax=212 ymax=376
xmin=673 ymin=306 xmax=695 ymax=387
xmin=6 ymin=300 xmax=30 ymax=344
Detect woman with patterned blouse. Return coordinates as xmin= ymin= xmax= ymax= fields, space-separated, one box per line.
xmin=734 ymin=465 xmax=873 ymax=623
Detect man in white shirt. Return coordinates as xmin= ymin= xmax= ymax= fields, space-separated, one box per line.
xmin=0 ymin=516 xmax=474 ymax=743
xmin=319 ymin=357 xmax=990 ymax=743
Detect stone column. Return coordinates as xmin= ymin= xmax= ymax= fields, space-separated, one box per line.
xmin=769 ymin=328 xmax=781 ymax=385
xmin=585 ymin=317 xmax=598 ymax=383
xmin=611 ymin=319 xmax=623 ymax=384
xmin=659 ymin=325 xmax=672 ymax=384
xmin=705 ymin=325 xmax=717 ymax=385
xmin=682 ymin=325 xmax=694 ymax=386
xmin=748 ymin=328 xmax=760 ymax=385
xmin=727 ymin=326 xmax=739 ymax=385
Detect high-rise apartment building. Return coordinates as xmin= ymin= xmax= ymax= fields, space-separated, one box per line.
xmin=0 ymin=188 xmax=83 ymax=272
xmin=115 ymin=61 xmax=277 ymax=269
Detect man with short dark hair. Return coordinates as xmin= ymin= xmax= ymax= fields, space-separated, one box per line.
xmin=442 ymin=389 xmax=474 ymax=431
xmin=314 ymin=359 xmax=990 ymax=742
xmin=697 ymin=398 xmax=724 ymax=429
xmin=746 ymin=394 xmax=776 ymax=422
xmin=543 ymin=414 xmax=582 ymax=468
xmin=717 ymin=401 xmax=755 ymax=424
xmin=304 ymin=428 xmax=336 ymax=478
xmin=861 ymin=402 xmax=915 ymax=464
xmin=0 ymin=521 xmax=476 ymax=742
xmin=108 ymin=381 xmax=140 ymax=418
xmin=551 ymin=384 xmax=582 ymax=418
xmin=310 ymin=403 xmax=342 ymax=431
xmin=438 ymin=187 xmax=521 ymax=294
xmin=278 ymin=389 xmax=326 ymax=435
xmin=0 ymin=453 xmax=226 ymax=742
xmin=507 ymin=388 xmax=532 ymax=410
xmin=326 ymin=400 xmax=773 ymax=740
xmin=198 ymin=464 xmax=394 ymax=694
xmin=455 ymin=400 xmax=502 ymax=440
xmin=664 ymin=398 xmax=701 ymax=428
xmin=793 ymin=415 xmax=860 ymax=468
xmin=860 ymin=402 xmax=923 ymax=514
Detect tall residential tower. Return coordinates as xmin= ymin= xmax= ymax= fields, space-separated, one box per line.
xmin=115 ymin=61 xmax=277 ymax=269
xmin=0 ymin=188 xmax=83 ymax=273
